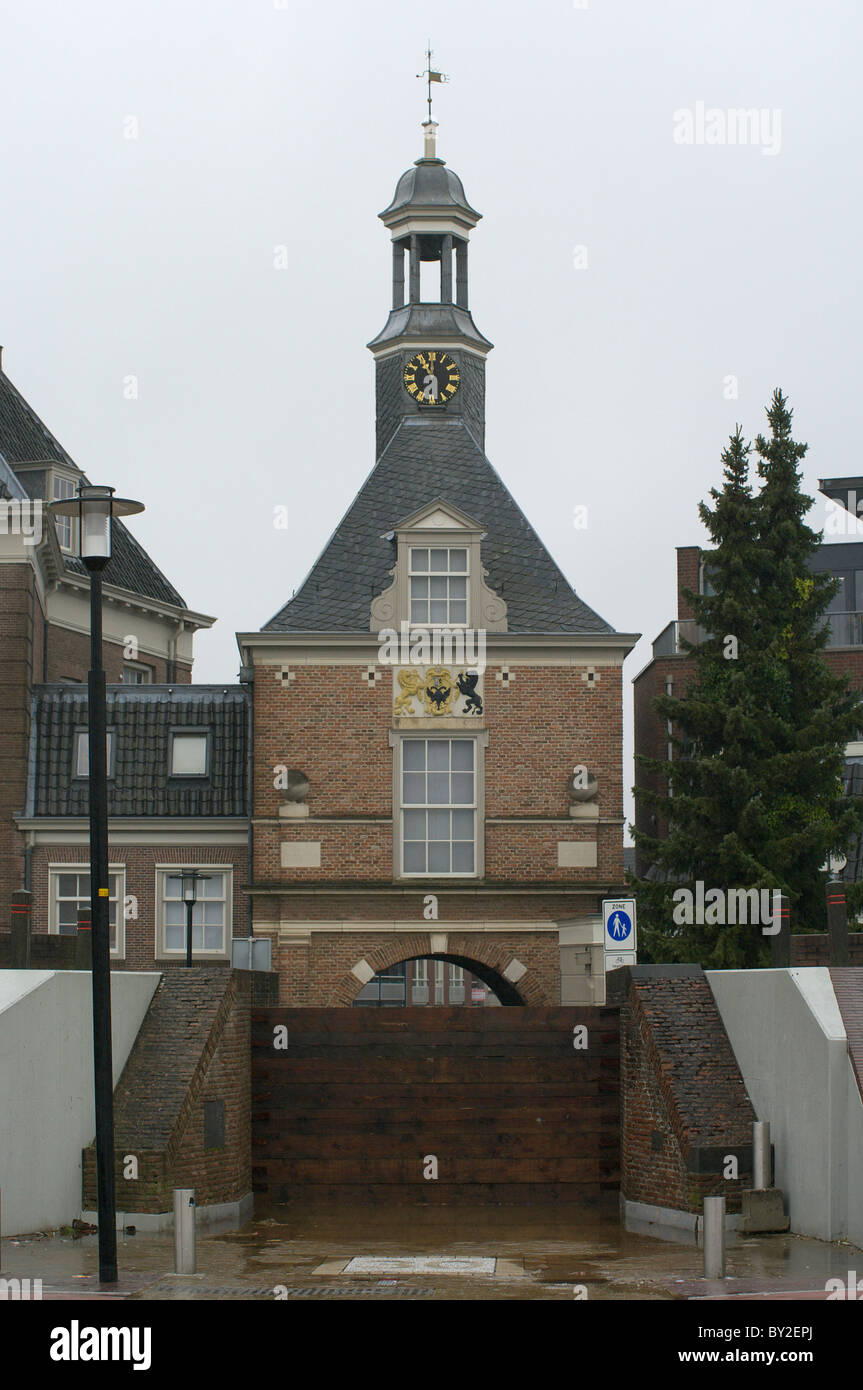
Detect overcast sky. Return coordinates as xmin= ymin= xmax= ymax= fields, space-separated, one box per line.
xmin=2 ymin=0 xmax=860 ymax=834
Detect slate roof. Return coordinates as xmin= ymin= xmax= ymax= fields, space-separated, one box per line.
xmin=263 ymin=418 xmax=615 ymax=635
xmin=380 ymin=158 xmax=480 ymax=220
xmin=0 ymin=367 xmax=187 ymax=608
xmin=25 ymin=685 xmax=249 ymax=818
xmin=0 ymin=448 xmax=28 ymax=501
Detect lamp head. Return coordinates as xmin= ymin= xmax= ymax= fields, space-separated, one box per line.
xmin=48 ymin=483 xmax=144 ymax=571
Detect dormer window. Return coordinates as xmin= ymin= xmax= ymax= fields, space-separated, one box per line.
xmin=409 ymin=547 xmax=468 ymax=625
xmin=170 ymin=729 xmax=210 ymax=777
xmin=369 ymin=499 xmax=507 ymax=635
xmin=52 ymin=474 xmax=77 ymax=552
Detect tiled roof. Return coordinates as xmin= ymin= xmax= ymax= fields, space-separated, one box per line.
xmin=0 ymin=449 xmax=29 ymax=501
xmin=26 ymin=685 xmax=249 ymax=818
xmin=263 ymin=418 xmax=615 ymax=634
xmin=0 ymin=368 xmax=187 ymax=608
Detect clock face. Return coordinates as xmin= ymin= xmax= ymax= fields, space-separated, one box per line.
xmin=403 ymin=351 xmax=460 ymax=406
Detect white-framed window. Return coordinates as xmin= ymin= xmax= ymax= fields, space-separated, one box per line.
xmin=169 ymin=730 xmax=209 ymax=777
xmin=401 ymin=737 xmax=476 ymax=875
xmin=74 ymin=730 xmax=115 ymax=779
xmin=449 ymin=965 xmax=464 ymax=987
xmin=49 ymin=865 xmax=125 ymax=956
xmin=409 ymin=547 xmax=468 ymax=626
xmin=122 ymin=661 xmax=153 ymax=685
xmin=434 ymin=959 xmax=445 ymax=1004
xmin=156 ymin=867 xmax=231 ymax=958
xmin=52 ymin=474 xmax=77 ymax=552
xmin=413 ymin=958 xmax=428 ymax=986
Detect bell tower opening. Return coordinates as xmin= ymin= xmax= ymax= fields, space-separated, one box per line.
xmin=368 ymin=119 xmax=492 ymax=457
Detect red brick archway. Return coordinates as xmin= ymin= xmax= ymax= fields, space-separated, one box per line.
xmin=326 ymin=932 xmax=556 ymax=1006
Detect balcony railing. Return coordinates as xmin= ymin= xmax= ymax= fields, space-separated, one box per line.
xmin=652 ymin=619 xmax=706 ymax=658
xmin=653 ymin=613 xmax=863 ymax=655
xmin=826 ymin=612 xmax=863 ymax=647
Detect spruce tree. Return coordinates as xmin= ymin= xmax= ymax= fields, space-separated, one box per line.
xmin=630 ymin=394 xmax=863 ymax=966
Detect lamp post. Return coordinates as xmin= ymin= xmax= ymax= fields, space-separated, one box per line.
xmin=49 ymin=484 xmax=144 ymax=1286
xmin=178 ymin=868 xmax=212 ymax=967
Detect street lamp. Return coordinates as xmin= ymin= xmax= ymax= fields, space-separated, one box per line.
xmin=178 ymin=868 xmax=212 ymax=968
xmin=49 ymin=483 xmax=144 ymax=1286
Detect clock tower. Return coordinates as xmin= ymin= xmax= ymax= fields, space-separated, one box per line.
xmin=368 ymin=122 xmax=492 ymax=456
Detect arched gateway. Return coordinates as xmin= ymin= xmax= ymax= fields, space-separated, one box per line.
xmin=328 ymin=939 xmax=552 ymax=1006
xmin=239 ymin=119 xmax=636 ymax=1021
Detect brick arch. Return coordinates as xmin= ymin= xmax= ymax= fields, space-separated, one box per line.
xmin=326 ymin=932 xmax=556 ymax=1006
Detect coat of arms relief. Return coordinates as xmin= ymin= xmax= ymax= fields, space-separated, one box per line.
xmin=394 ymin=667 xmax=484 ymax=718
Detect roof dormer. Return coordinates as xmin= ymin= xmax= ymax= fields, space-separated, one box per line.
xmin=369 ymin=498 xmax=507 ymax=632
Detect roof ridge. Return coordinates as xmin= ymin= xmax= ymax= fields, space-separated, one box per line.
xmin=260 ymin=417 xmax=615 ymax=636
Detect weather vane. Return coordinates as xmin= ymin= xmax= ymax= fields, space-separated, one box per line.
xmin=417 ymin=42 xmax=448 ymax=122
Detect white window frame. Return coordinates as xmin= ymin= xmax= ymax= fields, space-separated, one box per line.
xmin=408 ymin=545 xmax=469 ymax=627
xmin=169 ymin=730 xmax=210 ymax=778
xmin=390 ymin=731 xmax=488 ymax=879
xmin=74 ymin=729 xmax=115 ymax=779
xmin=49 ymin=863 xmax=126 ymax=958
xmin=122 ymin=661 xmax=153 ymax=685
xmin=434 ymin=958 xmax=445 ymax=1004
xmin=155 ymin=865 xmax=232 ymax=960
xmin=51 ymin=472 xmax=77 ymax=553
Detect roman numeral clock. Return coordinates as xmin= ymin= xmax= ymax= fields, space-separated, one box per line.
xmin=367 ymin=120 xmax=493 ymax=454
xmin=403 ymin=351 xmax=460 ymax=405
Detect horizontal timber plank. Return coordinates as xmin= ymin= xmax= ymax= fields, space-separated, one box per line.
xmin=253 ymin=1157 xmax=614 ymax=1183
xmin=251 ymin=1058 xmax=617 ymax=1084
xmin=251 ymin=1103 xmax=621 ymax=1129
xmin=250 ymin=1131 xmax=619 ymax=1159
xmin=252 ymin=1080 xmax=619 ymax=1108
xmin=252 ymin=1007 xmax=618 ymax=1031
xmin=255 ymin=1182 xmax=612 ymax=1206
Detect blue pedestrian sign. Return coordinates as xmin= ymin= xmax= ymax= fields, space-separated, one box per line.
xmin=603 ymin=898 xmax=637 ymax=953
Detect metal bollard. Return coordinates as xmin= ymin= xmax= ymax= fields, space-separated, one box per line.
xmin=703 ymin=1195 xmax=726 ymax=1279
xmin=753 ymin=1121 xmax=771 ymax=1191
xmin=173 ymin=1189 xmax=196 ymax=1274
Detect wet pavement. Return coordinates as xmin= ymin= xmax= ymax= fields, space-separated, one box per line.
xmin=2 ymin=1202 xmax=860 ymax=1301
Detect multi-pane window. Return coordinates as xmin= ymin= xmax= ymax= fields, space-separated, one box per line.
xmin=51 ymin=867 xmax=123 ymax=953
xmin=159 ymin=869 xmax=229 ymax=955
xmin=401 ymin=738 xmax=476 ymax=875
xmin=434 ymin=959 xmax=445 ymax=1004
xmin=52 ymin=475 xmax=76 ymax=552
xmin=409 ymin=547 xmax=468 ymax=625
xmin=122 ymin=662 xmax=153 ymax=685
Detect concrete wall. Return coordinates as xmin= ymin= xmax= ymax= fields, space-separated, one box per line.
xmin=0 ymin=970 xmax=159 ymax=1235
xmin=707 ymin=968 xmax=863 ymax=1246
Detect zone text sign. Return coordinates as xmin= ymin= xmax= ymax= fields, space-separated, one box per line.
xmin=603 ymin=898 xmax=637 ymax=954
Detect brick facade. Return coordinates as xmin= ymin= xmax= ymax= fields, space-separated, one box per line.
xmin=28 ymin=843 xmax=249 ymax=971
xmin=0 ymin=565 xmax=42 ymax=909
xmin=82 ymin=968 xmax=271 ymax=1214
xmin=250 ymin=659 xmax=627 ymax=1003
xmin=610 ymin=966 xmax=756 ymax=1214
xmin=44 ymin=623 xmax=191 ymax=685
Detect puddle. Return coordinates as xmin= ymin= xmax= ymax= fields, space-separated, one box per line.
xmin=2 ymin=1201 xmax=859 ymax=1301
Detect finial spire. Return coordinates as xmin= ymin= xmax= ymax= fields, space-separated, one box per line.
xmin=417 ymin=41 xmax=448 ymax=138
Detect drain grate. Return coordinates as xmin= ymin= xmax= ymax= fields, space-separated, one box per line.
xmin=165 ymin=1283 xmax=436 ymax=1300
